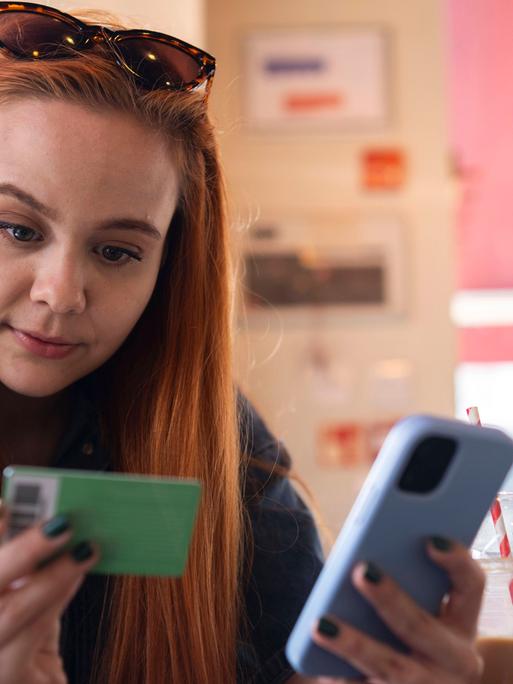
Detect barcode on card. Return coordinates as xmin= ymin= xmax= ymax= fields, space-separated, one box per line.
xmin=14 ymin=484 xmax=41 ymax=505
xmin=4 ymin=475 xmax=59 ymax=540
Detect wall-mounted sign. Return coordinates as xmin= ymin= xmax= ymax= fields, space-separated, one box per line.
xmin=317 ymin=418 xmax=401 ymax=469
xmin=242 ymin=212 xmax=407 ymax=322
xmin=362 ymin=148 xmax=406 ymax=190
xmin=317 ymin=423 xmax=366 ymax=468
xmin=244 ymin=27 xmax=389 ymax=131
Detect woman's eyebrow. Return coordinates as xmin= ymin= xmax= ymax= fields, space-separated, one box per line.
xmin=96 ymin=218 xmax=162 ymax=240
xmin=0 ymin=182 xmax=162 ymax=240
xmin=0 ymin=182 xmax=59 ymax=221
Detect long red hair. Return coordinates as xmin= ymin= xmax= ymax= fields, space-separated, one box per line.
xmin=0 ymin=8 xmax=243 ymax=682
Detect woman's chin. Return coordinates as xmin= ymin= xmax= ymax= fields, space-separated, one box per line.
xmin=0 ymin=371 xmax=74 ymax=398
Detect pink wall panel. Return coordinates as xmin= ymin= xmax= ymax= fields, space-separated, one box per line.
xmin=447 ymin=1 xmax=513 ymax=361
xmin=447 ymin=0 xmax=513 ymax=290
xmin=459 ymin=327 xmax=513 ymax=362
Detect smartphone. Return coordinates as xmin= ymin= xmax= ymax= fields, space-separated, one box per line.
xmin=1 ymin=465 xmax=201 ymax=577
xmin=286 ymin=414 xmax=513 ymax=679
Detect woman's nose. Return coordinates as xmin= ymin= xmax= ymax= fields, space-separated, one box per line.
xmin=29 ymin=254 xmax=87 ymax=315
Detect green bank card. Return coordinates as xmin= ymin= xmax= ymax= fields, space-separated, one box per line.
xmin=1 ymin=466 xmax=201 ymax=577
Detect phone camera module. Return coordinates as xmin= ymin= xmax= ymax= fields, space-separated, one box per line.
xmin=398 ymin=436 xmax=457 ymax=494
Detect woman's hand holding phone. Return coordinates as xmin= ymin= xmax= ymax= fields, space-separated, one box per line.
xmin=286 ymin=416 xmax=511 ymax=682
xmin=0 ymin=510 xmax=98 ymax=684
xmin=290 ymin=537 xmax=485 ymax=683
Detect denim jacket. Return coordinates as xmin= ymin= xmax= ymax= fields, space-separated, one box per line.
xmin=54 ymin=381 xmax=324 ymax=683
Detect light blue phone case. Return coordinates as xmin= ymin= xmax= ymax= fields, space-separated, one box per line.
xmin=286 ymin=414 xmax=513 ymax=679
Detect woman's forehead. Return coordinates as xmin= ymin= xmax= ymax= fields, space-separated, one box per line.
xmin=0 ymin=99 xmax=180 ymax=228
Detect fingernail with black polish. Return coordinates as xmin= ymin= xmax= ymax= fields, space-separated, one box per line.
xmin=42 ymin=514 xmax=70 ymax=538
xmin=430 ymin=536 xmax=453 ymax=552
xmin=317 ymin=616 xmax=339 ymax=639
xmin=363 ymin=561 xmax=383 ymax=584
xmin=71 ymin=541 xmax=94 ymax=563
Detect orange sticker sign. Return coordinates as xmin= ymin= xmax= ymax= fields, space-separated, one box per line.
xmin=362 ymin=149 xmax=406 ymax=190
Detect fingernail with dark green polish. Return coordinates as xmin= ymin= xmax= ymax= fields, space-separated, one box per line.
xmin=71 ymin=541 xmax=94 ymax=563
xmin=317 ymin=616 xmax=339 ymax=639
xmin=363 ymin=561 xmax=383 ymax=584
xmin=430 ymin=535 xmax=453 ymax=552
xmin=42 ymin=514 xmax=70 ymax=538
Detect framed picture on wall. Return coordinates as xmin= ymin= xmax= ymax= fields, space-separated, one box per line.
xmin=243 ymin=26 xmax=390 ymax=131
xmin=240 ymin=212 xmax=407 ymax=323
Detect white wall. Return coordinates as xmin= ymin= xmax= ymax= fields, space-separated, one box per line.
xmin=207 ymin=0 xmax=457 ymax=539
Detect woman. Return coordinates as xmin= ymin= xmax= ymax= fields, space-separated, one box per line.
xmin=0 ymin=4 xmax=486 ymax=683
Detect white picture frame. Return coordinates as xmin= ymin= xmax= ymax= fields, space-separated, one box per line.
xmin=240 ymin=212 xmax=407 ymax=325
xmin=243 ymin=26 xmax=390 ymax=131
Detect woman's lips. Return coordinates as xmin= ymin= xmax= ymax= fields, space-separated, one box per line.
xmin=9 ymin=326 xmax=80 ymax=360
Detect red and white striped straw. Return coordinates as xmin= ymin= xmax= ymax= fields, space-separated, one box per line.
xmin=466 ymin=406 xmax=482 ymax=427
xmin=466 ymin=406 xmax=511 ymax=558
xmin=466 ymin=406 xmax=513 ymax=603
xmin=490 ymin=498 xmax=512 ymax=558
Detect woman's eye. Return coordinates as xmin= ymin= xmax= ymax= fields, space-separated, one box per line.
xmin=12 ymin=227 xmax=36 ymax=241
xmin=99 ymin=245 xmax=142 ymax=265
xmin=0 ymin=222 xmax=142 ymax=267
xmin=0 ymin=222 xmax=41 ymax=242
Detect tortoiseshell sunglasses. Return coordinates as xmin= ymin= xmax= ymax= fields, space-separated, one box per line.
xmin=0 ymin=1 xmax=216 ymax=99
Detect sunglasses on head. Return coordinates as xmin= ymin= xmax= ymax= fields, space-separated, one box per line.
xmin=0 ymin=1 xmax=216 ymax=99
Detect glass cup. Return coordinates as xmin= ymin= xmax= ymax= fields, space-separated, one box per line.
xmin=475 ymin=557 xmax=513 ymax=683
xmin=471 ymin=494 xmax=513 ymax=683
xmin=500 ymin=491 xmax=513 ymax=551
xmin=472 ymin=491 xmax=513 ymax=558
